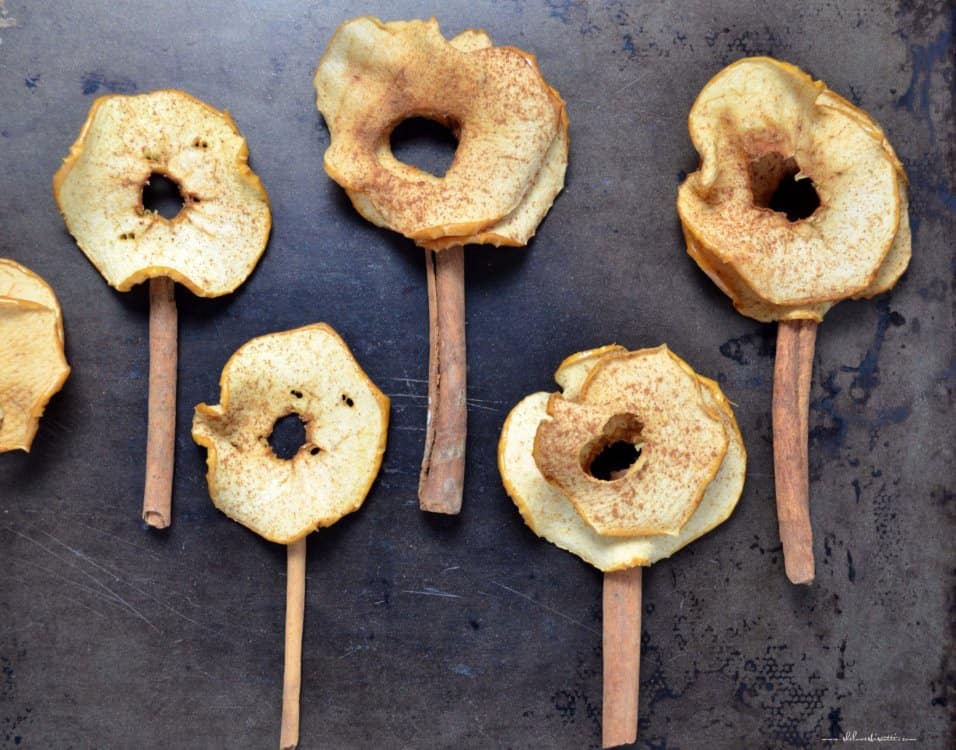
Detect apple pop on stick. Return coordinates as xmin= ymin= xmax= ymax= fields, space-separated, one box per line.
xmin=314 ymin=17 xmax=568 ymax=514
xmin=54 ymin=90 xmax=271 ymax=528
xmin=677 ymin=58 xmax=910 ymax=584
xmin=192 ymin=324 xmax=389 ymax=750
xmin=499 ymin=345 xmax=746 ymax=747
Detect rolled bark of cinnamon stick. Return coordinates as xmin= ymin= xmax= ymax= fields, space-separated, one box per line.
xmin=280 ymin=537 xmax=307 ymax=750
xmin=602 ymin=566 xmax=643 ymax=748
xmin=142 ymin=276 xmax=178 ymax=529
xmin=419 ymin=245 xmax=467 ymax=514
xmin=772 ymin=318 xmax=818 ymax=585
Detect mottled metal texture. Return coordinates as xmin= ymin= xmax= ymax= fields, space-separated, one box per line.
xmin=0 ymin=1 xmax=952 ymax=748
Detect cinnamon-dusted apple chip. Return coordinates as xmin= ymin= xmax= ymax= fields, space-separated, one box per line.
xmin=499 ymin=384 xmax=744 ymax=571
xmin=53 ymin=89 xmax=271 ymax=297
xmin=314 ymin=16 xmax=562 ymax=242
xmin=339 ymin=28 xmax=569 ymax=252
xmin=192 ymin=324 xmax=389 ymax=544
xmin=0 ymin=259 xmax=65 ymax=342
xmin=499 ymin=345 xmax=744 ymax=569
xmin=0 ymin=294 xmax=70 ymax=453
xmin=677 ymin=57 xmax=910 ymax=320
xmin=533 ymin=346 xmax=729 ymax=537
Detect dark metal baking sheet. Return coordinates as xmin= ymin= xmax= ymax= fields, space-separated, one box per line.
xmin=1 ymin=2 xmax=952 ymax=748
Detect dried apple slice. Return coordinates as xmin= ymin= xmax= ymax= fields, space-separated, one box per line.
xmin=192 ymin=323 xmax=389 ymax=544
xmin=0 ymin=297 xmax=70 ymax=453
xmin=677 ymin=57 xmax=909 ymax=311
xmin=0 ymin=259 xmax=65 ymax=342
xmin=341 ymin=32 xmax=569 ymax=251
xmin=314 ymin=16 xmax=561 ymax=242
xmin=534 ymin=346 xmax=729 ymax=537
xmin=53 ymin=89 xmax=271 ymax=296
xmin=500 ymin=385 xmax=744 ymax=571
xmin=680 ymin=185 xmax=911 ymax=322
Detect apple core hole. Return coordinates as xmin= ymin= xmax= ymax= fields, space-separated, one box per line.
xmin=390 ymin=117 xmax=459 ymax=177
xmin=749 ymin=153 xmax=820 ymax=222
xmin=268 ymin=413 xmax=307 ymax=460
xmin=142 ymin=172 xmax=185 ymax=220
xmin=581 ymin=413 xmax=644 ymax=482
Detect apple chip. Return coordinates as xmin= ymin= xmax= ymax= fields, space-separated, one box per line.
xmin=677 ymin=57 xmax=910 ymax=318
xmin=499 ymin=383 xmax=744 ymax=572
xmin=192 ymin=324 xmax=389 ymax=544
xmin=53 ymin=89 xmax=271 ymax=297
xmin=0 ymin=297 xmax=70 ymax=453
xmin=314 ymin=17 xmax=562 ymax=242
xmin=500 ymin=345 xmax=744 ymax=569
xmin=344 ymin=33 xmax=569 ymax=251
xmin=533 ymin=346 xmax=729 ymax=537
xmin=0 ymin=259 xmax=65 ymax=342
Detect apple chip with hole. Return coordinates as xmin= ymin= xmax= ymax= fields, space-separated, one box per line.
xmin=314 ymin=17 xmax=566 ymax=247
xmin=498 ymin=346 xmax=745 ymax=571
xmin=0 ymin=261 xmax=70 ymax=453
xmin=192 ymin=324 xmax=389 ymax=544
xmin=53 ymin=89 xmax=271 ymax=296
xmin=677 ymin=57 xmax=910 ymax=321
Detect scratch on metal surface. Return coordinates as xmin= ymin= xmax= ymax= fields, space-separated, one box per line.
xmin=37 ymin=529 xmax=228 ymax=635
xmin=402 ymin=587 xmax=462 ymax=599
xmin=58 ymin=593 xmax=107 ymax=619
xmin=388 ymin=392 xmax=427 ymax=400
xmin=11 ymin=557 xmax=137 ymax=611
xmin=465 ymin=400 xmax=503 ymax=413
xmin=15 ymin=508 xmax=161 ymax=558
xmin=492 ymin=581 xmax=599 ymax=635
xmin=0 ymin=622 xmax=38 ymax=639
xmin=4 ymin=525 xmax=161 ymax=632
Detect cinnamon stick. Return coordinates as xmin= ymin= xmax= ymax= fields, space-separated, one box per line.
xmin=772 ymin=318 xmax=818 ymax=585
xmin=280 ymin=537 xmax=307 ymax=750
xmin=602 ymin=566 xmax=642 ymax=748
xmin=418 ymin=245 xmax=467 ymax=514
xmin=142 ymin=276 xmax=177 ymax=529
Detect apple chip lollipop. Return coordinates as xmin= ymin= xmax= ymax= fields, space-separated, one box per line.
xmin=314 ymin=17 xmax=568 ymax=514
xmin=0 ymin=260 xmax=70 ymax=452
xmin=677 ymin=58 xmax=910 ymax=583
xmin=192 ymin=323 xmax=389 ymax=750
xmin=499 ymin=345 xmax=745 ymax=747
xmin=54 ymin=89 xmax=271 ymax=528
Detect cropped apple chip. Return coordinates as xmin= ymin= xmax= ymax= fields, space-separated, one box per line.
xmin=53 ymin=89 xmax=271 ymax=297
xmin=192 ymin=324 xmax=389 ymax=544
xmin=0 ymin=261 xmax=70 ymax=452
xmin=314 ymin=17 xmax=565 ymax=245
xmin=499 ymin=346 xmax=745 ymax=570
xmin=677 ymin=57 xmax=910 ymax=321
xmin=0 ymin=259 xmax=65 ymax=342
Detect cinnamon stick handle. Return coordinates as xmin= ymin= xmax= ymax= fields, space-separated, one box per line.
xmin=772 ymin=318 xmax=818 ymax=584
xmin=142 ymin=276 xmax=177 ymax=529
xmin=602 ymin=566 xmax=642 ymax=748
xmin=418 ymin=245 xmax=467 ymax=514
xmin=280 ymin=537 xmax=307 ymax=750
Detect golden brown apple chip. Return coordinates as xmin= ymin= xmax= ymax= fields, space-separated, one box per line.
xmin=192 ymin=324 xmax=389 ymax=544
xmin=54 ymin=89 xmax=271 ymax=296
